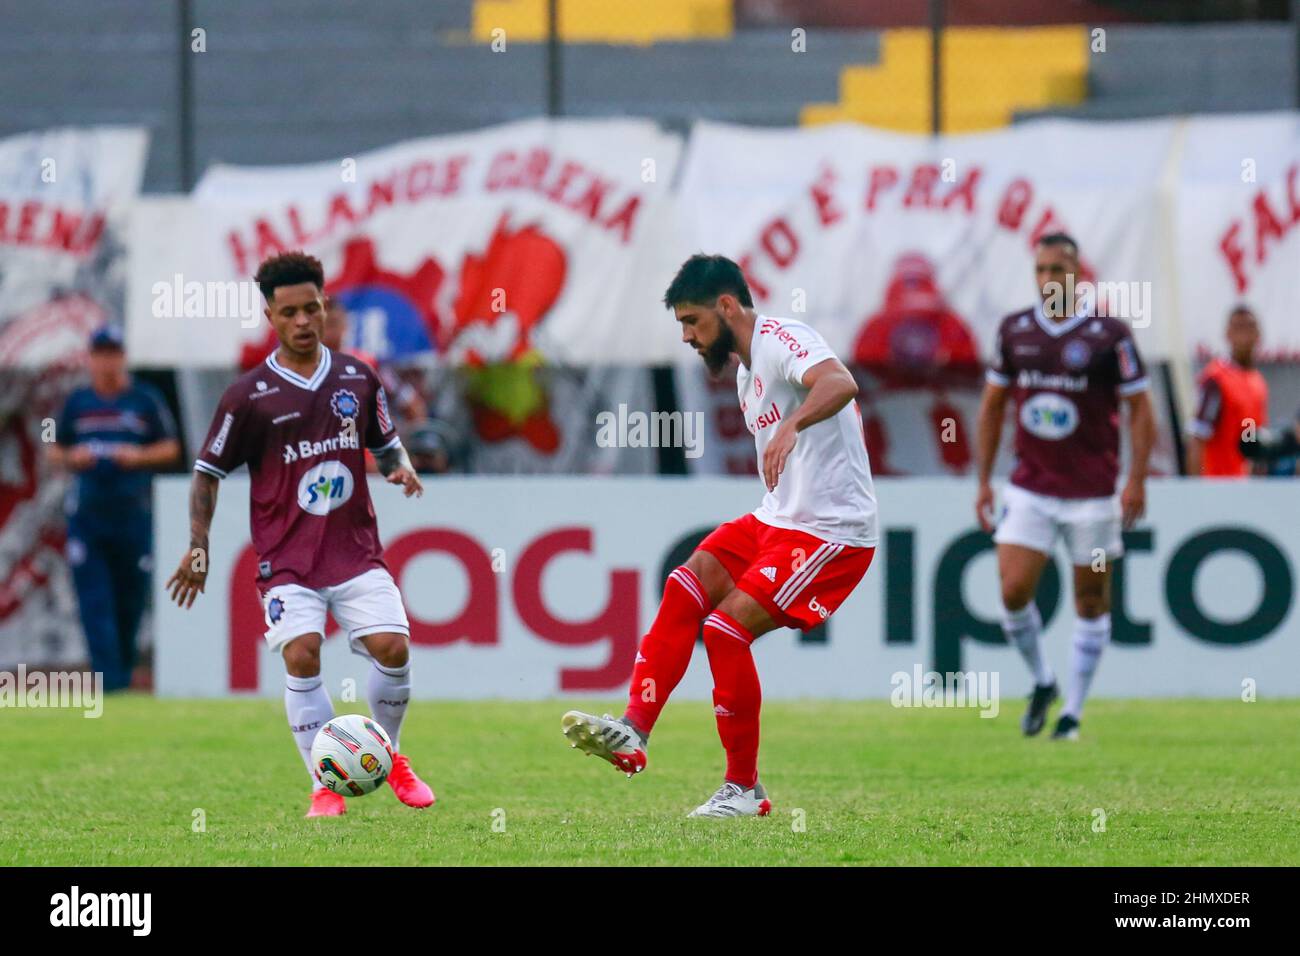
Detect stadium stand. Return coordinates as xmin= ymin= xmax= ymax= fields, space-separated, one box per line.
xmin=2 ymin=2 xmax=1294 ymax=190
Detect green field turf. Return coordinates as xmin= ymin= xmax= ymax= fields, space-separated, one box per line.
xmin=3 ymin=696 xmax=1296 ymax=866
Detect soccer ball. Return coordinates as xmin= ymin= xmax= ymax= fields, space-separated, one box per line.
xmin=310 ymin=714 xmax=394 ymax=797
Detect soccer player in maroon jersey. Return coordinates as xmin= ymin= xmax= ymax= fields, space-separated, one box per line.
xmin=561 ymin=255 xmax=878 ymax=817
xmin=975 ymin=234 xmax=1156 ymax=740
xmin=165 ymin=252 xmax=436 ymax=817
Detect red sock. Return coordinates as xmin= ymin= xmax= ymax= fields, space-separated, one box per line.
xmin=702 ymin=610 xmax=761 ymax=789
xmin=623 ymin=566 xmax=710 ymax=735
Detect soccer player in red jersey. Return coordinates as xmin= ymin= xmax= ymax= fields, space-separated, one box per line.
xmin=561 ymin=255 xmax=879 ymax=817
xmin=975 ymin=234 xmax=1156 ymax=741
xmin=166 ymin=252 xmax=436 ymax=818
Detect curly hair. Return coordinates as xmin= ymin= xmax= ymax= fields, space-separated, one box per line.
xmin=254 ymin=251 xmax=325 ymax=302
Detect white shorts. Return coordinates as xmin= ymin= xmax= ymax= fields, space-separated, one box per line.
xmin=993 ymin=483 xmax=1124 ymax=566
xmin=261 ymin=567 xmax=410 ymax=658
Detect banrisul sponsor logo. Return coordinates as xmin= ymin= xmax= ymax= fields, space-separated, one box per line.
xmin=282 ymin=430 xmax=360 ymax=464
xmin=50 ymin=886 xmax=151 ymax=936
xmin=297 ymin=460 xmax=355 ymax=514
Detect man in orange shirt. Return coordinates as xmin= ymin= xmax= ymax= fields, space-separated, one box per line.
xmin=1186 ymin=306 xmax=1268 ymax=477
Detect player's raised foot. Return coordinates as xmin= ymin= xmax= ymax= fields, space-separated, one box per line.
xmin=560 ymin=710 xmax=647 ymax=777
xmin=386 ymin=753 xmax=436 ymax=808
xmin=306 ymin=788 xmax=346 ymax=818
xmin=1021 ymin=681 xmax=1059 ymax=737
xmin=688 ymin=780 xmax=772 ymax=819
xmin=1051 ymin=714 xmax=1081 ymax=741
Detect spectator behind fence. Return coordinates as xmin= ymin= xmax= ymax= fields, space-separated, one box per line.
xmin=47 ymin=326 xmax=181 ymax=690
xmin=405 ymin=420 xmax=466 ymax=475
xmin=1186 ymin=306 xmax=1268 ymax=477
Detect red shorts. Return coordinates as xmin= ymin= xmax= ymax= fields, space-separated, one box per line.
xmin=698 ymin=513 xmax=874 ymax=631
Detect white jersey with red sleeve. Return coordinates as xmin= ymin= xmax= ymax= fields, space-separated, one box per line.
xmin=737 ymin=316 xmax=878 ymax=548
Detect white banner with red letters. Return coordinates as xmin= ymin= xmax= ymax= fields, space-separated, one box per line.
xmin=674 ymin=118 xmax=1178 ymax=365
xmin=154 ymin=476 xmax=1299 ymax=699
xmin=125 ymin=114 xmax=1300 ymax=369
xmin=126 ymin=118 xmax=687 ymax=368
xmin=0 ymin=126 xmax=149 ymax=668
xmin=1174 ymin=112 xmax=1300 ymax=362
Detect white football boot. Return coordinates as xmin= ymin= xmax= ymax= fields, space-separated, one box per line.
xmin=687 ymin=780 xmax=772 ymax=818
xmin=561 ymin=710 xmax=647 ymax=777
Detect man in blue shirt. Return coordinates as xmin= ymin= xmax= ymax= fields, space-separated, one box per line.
xmin=48 ymin=326 xmax=181 ymax=690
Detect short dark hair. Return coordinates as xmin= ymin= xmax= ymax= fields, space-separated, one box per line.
xmin=663 ymin=254 xmax=753 ymax=309
xmin=1035 ymin=232 xmax=1079 ymax=258
xmin=255 ymin=251 xmax=325 ymax=302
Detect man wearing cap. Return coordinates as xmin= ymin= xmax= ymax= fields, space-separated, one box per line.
xmin=48 ymin=326 xmax=181 ymax=690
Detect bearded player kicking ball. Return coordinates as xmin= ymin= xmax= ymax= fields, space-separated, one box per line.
xmin=562 ymin=254 xmax=878 ymax=818
xmin=166 ymin=252 xmax=436 ymax=818
xmin=975 ymin=233 xmax=1156 ymax=741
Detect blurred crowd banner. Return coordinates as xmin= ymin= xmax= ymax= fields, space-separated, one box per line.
xmin=154 ymin=476 xmax=1299 ymax=699
xmin=0 ymin=126 xmax=147 ymax=668
xmin=125 ymin=113 xmax=1300 ymax=369
xmin=124 ymin=113 xmax=1299 ymax=482
xmin=126 ymin=118 xmax=685 ymax=368
xmin=679 ymin=114 xmax=1300 ymax=364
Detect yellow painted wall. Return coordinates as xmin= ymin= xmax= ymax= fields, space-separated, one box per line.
xmin=473 ymin=0 xmax=732 ymax=44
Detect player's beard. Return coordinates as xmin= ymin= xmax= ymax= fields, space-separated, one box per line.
xmin=700 ymin=320 xmax=736 ymax=376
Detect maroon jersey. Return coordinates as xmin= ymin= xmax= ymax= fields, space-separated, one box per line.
xmin=987 ymin=306 xmax=1148 ymax=498
xmin=194 ymin=347 xmax=401 ymax=590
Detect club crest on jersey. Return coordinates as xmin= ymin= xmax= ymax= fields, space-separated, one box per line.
xmin=297 ymin=460 xmax=355 ymax=515
xmin=330 ymin=389 xmax=360 ymax=423
xmin=754 ymin=375 xmax=764 ymax=398
xmin=1062 ymin=339 xmax=1091 ymax=369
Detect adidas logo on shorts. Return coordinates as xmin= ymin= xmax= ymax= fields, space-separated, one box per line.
xmin=760 ymin=566 xmax=777 ymax=582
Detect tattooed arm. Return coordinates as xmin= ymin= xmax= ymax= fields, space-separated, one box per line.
xmin=166 ymin=471 xmax=219 ymax=609
xmin=373 ymin=442 xmax=424 ymax=498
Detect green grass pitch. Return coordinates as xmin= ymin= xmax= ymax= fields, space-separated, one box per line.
xmin=4 ymin=697 xmax=1296 ymax=866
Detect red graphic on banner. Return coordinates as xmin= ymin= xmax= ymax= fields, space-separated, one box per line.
xmin=228 ymin=524 xmax=638 ymax=693
xmin=451 ymin=215 xmax=568 ymax=453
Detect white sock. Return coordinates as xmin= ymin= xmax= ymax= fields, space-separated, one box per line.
xmin=1063 ymin=614 xmax=1110 ymax=719
xmin=285 ymin=673 xmax=334 ymax=791
xmin=367 ymin=660 xmax=411 ymax=752
xmin=1002 ymin=603 xmax=1054 ymax=686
